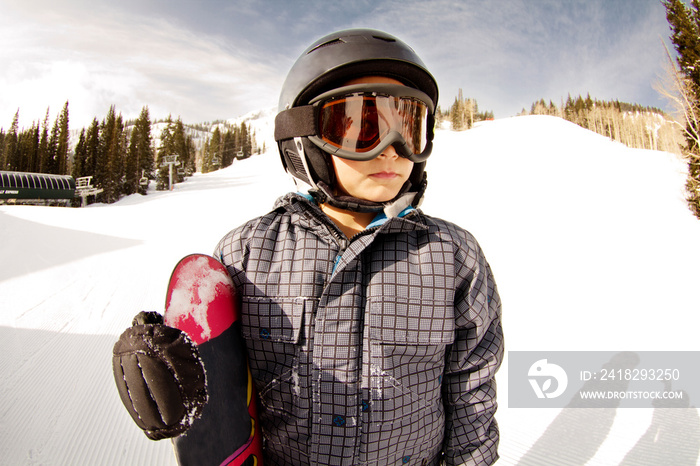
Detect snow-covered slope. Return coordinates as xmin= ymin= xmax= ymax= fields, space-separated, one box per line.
xmin=1 ymin=115 xmax=699 ymax=465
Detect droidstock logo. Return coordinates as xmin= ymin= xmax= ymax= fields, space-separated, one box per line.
xmin=528 ymin=359 xmax=568 ymax=399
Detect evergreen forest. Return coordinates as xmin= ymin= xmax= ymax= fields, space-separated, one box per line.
xmin=0 ymin=104 xmax=258 ymax=205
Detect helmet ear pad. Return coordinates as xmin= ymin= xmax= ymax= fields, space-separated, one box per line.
xmin=279 ymin=137 xmax=335 ymax=188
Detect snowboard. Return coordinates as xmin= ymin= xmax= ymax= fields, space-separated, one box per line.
xmin=163 ymin=254 xmax=263 ymax=466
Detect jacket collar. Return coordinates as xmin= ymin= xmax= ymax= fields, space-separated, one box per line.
xmin=273 ymin=192 xmax=428 ymax=236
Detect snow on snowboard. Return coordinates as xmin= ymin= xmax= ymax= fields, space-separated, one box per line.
xmin=164 ymin=254 xmax=263 ymax=466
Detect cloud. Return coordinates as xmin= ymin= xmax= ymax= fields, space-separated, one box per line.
xmin=0 ymin=0 xmax=678 ymax=130
xmin=0 ymin=2 xmax=282 ymax=129
xmin=335 ymin=0 xmax=674 ymax=116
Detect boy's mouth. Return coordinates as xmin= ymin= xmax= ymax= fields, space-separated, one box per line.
xmin=369 ymin=171 xmax=399 ymax=179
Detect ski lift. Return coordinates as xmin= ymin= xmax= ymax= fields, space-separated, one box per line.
xmin=160 ymin=155 xmax=180 ymax=167
xmin=75 ymin=176 xmax=104 ymax=207
xmin=139 ymin=170 xmax=149 ymax=187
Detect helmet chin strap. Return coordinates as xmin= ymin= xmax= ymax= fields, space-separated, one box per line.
xmin=312 ymin=181 xmax=390 ymax=213
xmin=310 ymin=175 xmax=425 ymax=217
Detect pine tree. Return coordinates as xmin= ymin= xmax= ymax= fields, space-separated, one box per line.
xmin=664 ymin=0 xmax=700 ymax=218
xmin=222 ymin=129 xmax=237 ymax=167
xmin=17 ymin=123 xmax=39 ymax=173
xmin=156 ymin=116 xmax=176 ymax=190
xmin=3 ymin=110 xmax=19 ymax=170
xmin=114 ymin=113 xmax=127 ymax=199
xmin=138 ymin=107 xmax=155 ymax=193
xmin=172 ymin=118 xmax=195 ymax=180
xmin=240 ymin=122 xmax=252 ymax=158
xmin=15 ymin=126 xmax=28 ymax=172
xmin=72 ymin=129 xmax=87 ymax=179
xmin=0 ymin=129 xmax=5 ymax=169
xmin=97 ymin=106 xmax=126 ymax=202
xmin=173 ymin=118 xmax=187 ymax=177
xmin=56 ymin=101 xmax=70 ymax=175
xmin=84 ymin=118 xmax=100 ymax=180
xmin=125 ymin=127 xmax=139 ymax=195
xmin=201 ymin=139 xmax=211 ymax=174
xmin=28 ymin=124 xmax=40 ymax=173
xmin=665 ymin=0 xmax=700 ymax=91
xmin=46 ymin=114 xmax=60 ymax=174
xmin=233 ymin=125 xmax=242 ymax=159
xmin=204 ymin=126 xmax=222 ymax=173
xmin=38 ymin=109 xmax=50 ymax=173
xmin=125 ymin=106 xmax=154 ymax=195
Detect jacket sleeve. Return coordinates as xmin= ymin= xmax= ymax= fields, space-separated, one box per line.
xmin=442 ymin=237 xmax=503 ymax=466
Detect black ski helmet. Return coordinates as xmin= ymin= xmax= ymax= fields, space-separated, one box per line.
xmin=274 ymin=28 xmax=439 ymax=211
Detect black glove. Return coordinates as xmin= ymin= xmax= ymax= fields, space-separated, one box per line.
xmin=112 ymin=311 xmax=207 ymax=440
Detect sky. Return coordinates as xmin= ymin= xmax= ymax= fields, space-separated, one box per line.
xmin=0 ymin=0 xmax=680 ymax=131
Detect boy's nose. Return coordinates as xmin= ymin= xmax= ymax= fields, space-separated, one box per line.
xmin=378 ymin=146 xmax=400 ymax=159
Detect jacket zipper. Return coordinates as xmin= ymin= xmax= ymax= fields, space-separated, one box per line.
xmin=304 ymin=207 xmax=348 ymax=275
xmin=332 ymin=237 xmax=349 ymax=274
xmin=330 ymin=210 xmax=420 ymax=275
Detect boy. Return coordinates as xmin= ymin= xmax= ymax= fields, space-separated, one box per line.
xmin=114 ymin=29 xmax=503 ymax=466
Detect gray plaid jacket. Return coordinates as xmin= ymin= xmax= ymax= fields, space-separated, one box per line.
xmin=214 ymin=193 xmax=503 ymax=466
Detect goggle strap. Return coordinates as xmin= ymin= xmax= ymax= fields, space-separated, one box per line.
xmin=274 ymin=106 xmax=316 ymax=141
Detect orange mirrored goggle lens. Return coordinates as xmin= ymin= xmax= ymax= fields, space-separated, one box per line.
xmin=318 ymin=93 xmax=429 ymax=155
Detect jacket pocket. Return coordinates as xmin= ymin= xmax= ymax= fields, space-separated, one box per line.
xmin=240 ymin=296 xmax=305 ymax=420
xmin=240 ymin=296 xmax=303 ymax=343
xmin=368 ymin=296 xmax=454 ymax=345
xmin=367 ymin=297 xmax=454 ymax=425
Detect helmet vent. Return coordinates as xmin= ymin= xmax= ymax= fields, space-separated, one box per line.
xmin=285 ymin=148 xmax=309 ymax=183
xmin=308 ymin=38 xmax=344 ymax=54
xmin=372 ymin=35 xmax=396 ymax=43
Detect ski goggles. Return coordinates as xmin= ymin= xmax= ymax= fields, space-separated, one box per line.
xmin=275 ymin=83 xmax=435 ymax=162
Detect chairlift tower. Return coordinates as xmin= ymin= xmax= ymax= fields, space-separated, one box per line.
xmin=75 ymin=176 xmax=104 ymax=207
xmin=160 ymin=155 xmax=180 ymax=191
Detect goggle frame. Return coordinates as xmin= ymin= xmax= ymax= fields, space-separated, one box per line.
xmin=307 ymin=83 xmax=435 ymax=162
